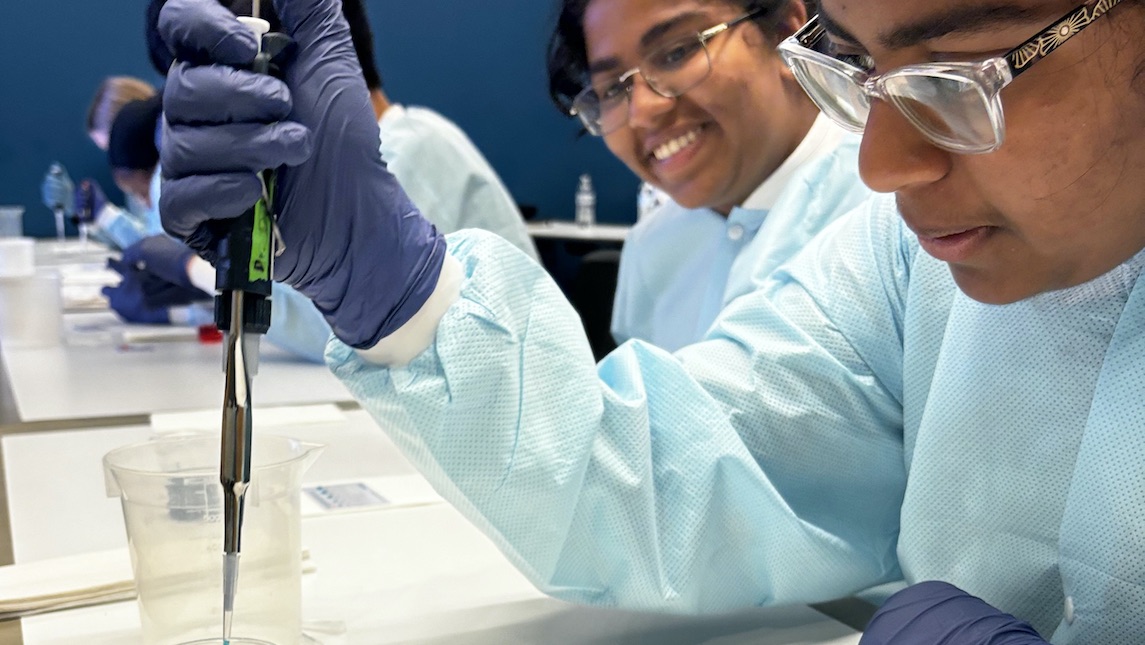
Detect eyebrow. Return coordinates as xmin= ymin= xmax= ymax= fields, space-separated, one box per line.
xmin=818 ymin=10 xmax=862 ymax=45
xmin=819 ymin=3 xmax=1050 ymax=51
xmin=587 ymin=11 xmax=710 ymax=76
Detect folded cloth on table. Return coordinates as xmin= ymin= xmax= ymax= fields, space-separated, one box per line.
xmin=0 ymin=547 xmax=314 ymax=620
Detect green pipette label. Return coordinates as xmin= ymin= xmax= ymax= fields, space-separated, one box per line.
xmin=249 ymin=197 xmax=271 ymax=283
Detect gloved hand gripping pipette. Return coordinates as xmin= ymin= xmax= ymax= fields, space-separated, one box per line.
xmin=218 ymin=12 xmax=293 ymax=644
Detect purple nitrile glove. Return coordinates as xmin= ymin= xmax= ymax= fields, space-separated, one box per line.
xmin=105 ymin=242 xmax=211 ymax=317
xmin=74 ymin=179 xmax=108 ymax=225
xmin=122 ymin=235 xmax=199 ymax=290
xmin=102 ymin=260 xmax=171 ymax=324
xmin=157 ymin=0 xmax=446 ymax=349
xmin=119 ymin=235 xmax=212 ymax=308
xmin=860 ymin=581 xmax=1048 ymax=645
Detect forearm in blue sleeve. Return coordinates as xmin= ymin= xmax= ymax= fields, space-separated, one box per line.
xmin=328 ymin=223 xmax=906 ymax=612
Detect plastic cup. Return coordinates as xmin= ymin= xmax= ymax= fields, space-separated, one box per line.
xmin=0 ymin=206 xmax=24 ymax=237
xmin=103 ymin=435 xmax=323 ymax=645
xmin=0 ymin=237 xmax=34 ymax=277
xmin=0 ymin=264 xmax=63 ymax=349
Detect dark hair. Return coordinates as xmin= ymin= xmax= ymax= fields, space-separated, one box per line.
xmin=145 ymin=0 xmax=175 ymax=75
xmin=545 ymin=0 xmax=799 ymax=116
xmin=108 ymin=95 xmax=163 ymax=170
xmin=339 ymin=0 xmax=384 ymax=90
xmin=145 ymin=0 xmax=383 ymax=89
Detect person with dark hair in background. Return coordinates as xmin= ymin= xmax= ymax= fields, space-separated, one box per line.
xmin=40 ymin=79 xmax=165 ymax=251
xmin=104 ymin=96 xmax=163 ymax=224
xmin=549 ymin=0 xmax=870 ymax=352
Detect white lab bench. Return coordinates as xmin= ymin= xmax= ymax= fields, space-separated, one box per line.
xmin=526 ymin=220 xmax=630 ymax=243
xmin=0 ymin=311 xmax=352 ymax=424
xmin=1 ymin=408 xmax=861 ymax=645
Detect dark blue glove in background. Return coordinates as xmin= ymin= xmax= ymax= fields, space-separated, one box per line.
xmin=158 ymin=0 xmax=447 ymax=349
xmin=75 ymin=179 xmax=108 ymax=225
xmin=102 ymin=261 xmax=172 ymax=325
xmin=105 ymin=236 xmax=211 ymax=322
xmin=122 ymin=235 xmax=200 ymax=290
xmin=860 ymin=581 xmax=1048 ymax=645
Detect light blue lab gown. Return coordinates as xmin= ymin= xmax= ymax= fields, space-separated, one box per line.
xmin=264 ymin=104 xmax=538 ymax=362
xmin=326 ymin=193 xmax=1145 ymax=644
xmin=378 ymin=105 xmax=538 ymax=261
xmin=612 ymin=132 xmax=871 ymax=351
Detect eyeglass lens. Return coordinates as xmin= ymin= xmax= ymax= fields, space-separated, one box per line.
xmin=883 ymin=75 xmax=998 ymax=150
xmin=577 ymin=35 xmax=714 ymax=135
xmin=787 ymin=60 xmax=869 ymax=130
xmin=788 ymin=51 xmax=1001 ymax=152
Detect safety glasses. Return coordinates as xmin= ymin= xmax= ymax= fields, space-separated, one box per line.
xmin=777 ymin=0 xmax=1124 ymax=154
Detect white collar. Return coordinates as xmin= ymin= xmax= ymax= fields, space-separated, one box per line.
xmin=740 ymin=113 xmax=849 ymax=211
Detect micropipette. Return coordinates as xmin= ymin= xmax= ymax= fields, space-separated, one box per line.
xmin=219 ymin=5 xmax=292 ymax=642
xmin=46 ymin=164 xmax=69 ymax=242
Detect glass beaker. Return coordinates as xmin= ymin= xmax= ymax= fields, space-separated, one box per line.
xmin=104 ymin=435 xmax=323 ymax=645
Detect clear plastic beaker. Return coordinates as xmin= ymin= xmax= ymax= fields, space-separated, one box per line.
xmin=0 ymin=206 xmax=24 ymax=237
xmin=0 ymin=268 xmax=63 ymax=348
xmin=104 ymin=435 xmax=323 ymax=645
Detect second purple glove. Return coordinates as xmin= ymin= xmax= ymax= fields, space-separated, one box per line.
xmin=860 ymin=581 xmax=1048 ymax=645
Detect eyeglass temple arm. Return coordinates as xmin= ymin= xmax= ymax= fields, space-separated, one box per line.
xmin=1005 ymin=0 xmax=1122 ymax=77
xmin=791 ymin=14 xmax=826 ymax=48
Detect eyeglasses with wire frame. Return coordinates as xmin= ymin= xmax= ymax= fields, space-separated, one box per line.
xmin=776 ymin=0 xmax=1124 ymax=154
xmin=570 ymin=7 xmax=768 ymax=136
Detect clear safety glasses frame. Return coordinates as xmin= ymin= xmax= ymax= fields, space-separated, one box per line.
xmin=570 ymin=6 xmax=768 ymax=136
xmin=777 ymin=0 xmax=1125 ymax=154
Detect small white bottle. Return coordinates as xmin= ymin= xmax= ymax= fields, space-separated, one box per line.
xmin=575 ymin=174 xmax=596 ymax=227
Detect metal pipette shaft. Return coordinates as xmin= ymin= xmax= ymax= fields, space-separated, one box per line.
xmin=221 ymin=289 xmax=253 ymax=643
xmin=222 ymin=0 xmax=261 ymax=608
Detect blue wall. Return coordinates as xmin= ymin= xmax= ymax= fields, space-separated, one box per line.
xmin=0 ymin=0 xmax=638 ymax=238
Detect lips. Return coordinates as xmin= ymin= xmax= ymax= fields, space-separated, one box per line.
xmin=916 ymin=226 xmax=995 ymax=263
xmin=644 ymin=124 xmax=708 ymax=184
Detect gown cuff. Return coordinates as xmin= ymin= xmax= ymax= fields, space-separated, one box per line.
xmin=354 ymin=253 xmax=463 ymax=366
xmin=187 ymin=255 xmax=216 ymax=295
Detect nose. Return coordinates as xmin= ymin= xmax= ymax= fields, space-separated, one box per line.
xmin=858 ymin=100 xmax=951 ymax=194
xmin=626 ymin=76 xmax=676 ymax=130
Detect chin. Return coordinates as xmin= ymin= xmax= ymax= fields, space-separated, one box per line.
xmin=660 ymin=187 xmax=706 ymax=211
xmin=949 ymin=267 xmax=1039 ymax=305
xmin=653 ymin=176 xmax=722 ymax=212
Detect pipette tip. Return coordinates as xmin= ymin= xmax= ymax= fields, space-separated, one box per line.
xmin=223 ymin=552 xmax=240 ymax=643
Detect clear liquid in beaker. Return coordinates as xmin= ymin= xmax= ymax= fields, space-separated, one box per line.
xmin=105 ymin=435 xmax=321 ymax=645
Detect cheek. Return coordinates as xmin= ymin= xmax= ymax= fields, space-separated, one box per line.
xmin=603 ymin=130 xmax=652 ymax=180
xmin=976 ymin=82 xmax=1116 ymax=222
xmin=708 ymin=55 xmax=794 ymax=145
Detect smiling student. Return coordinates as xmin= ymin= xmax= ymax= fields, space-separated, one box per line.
xmin=549 ymin=0 xmax=871 ymax=351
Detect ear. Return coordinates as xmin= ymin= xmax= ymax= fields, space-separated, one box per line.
xmin=773 ymin=0 xmax=809 ymax=41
